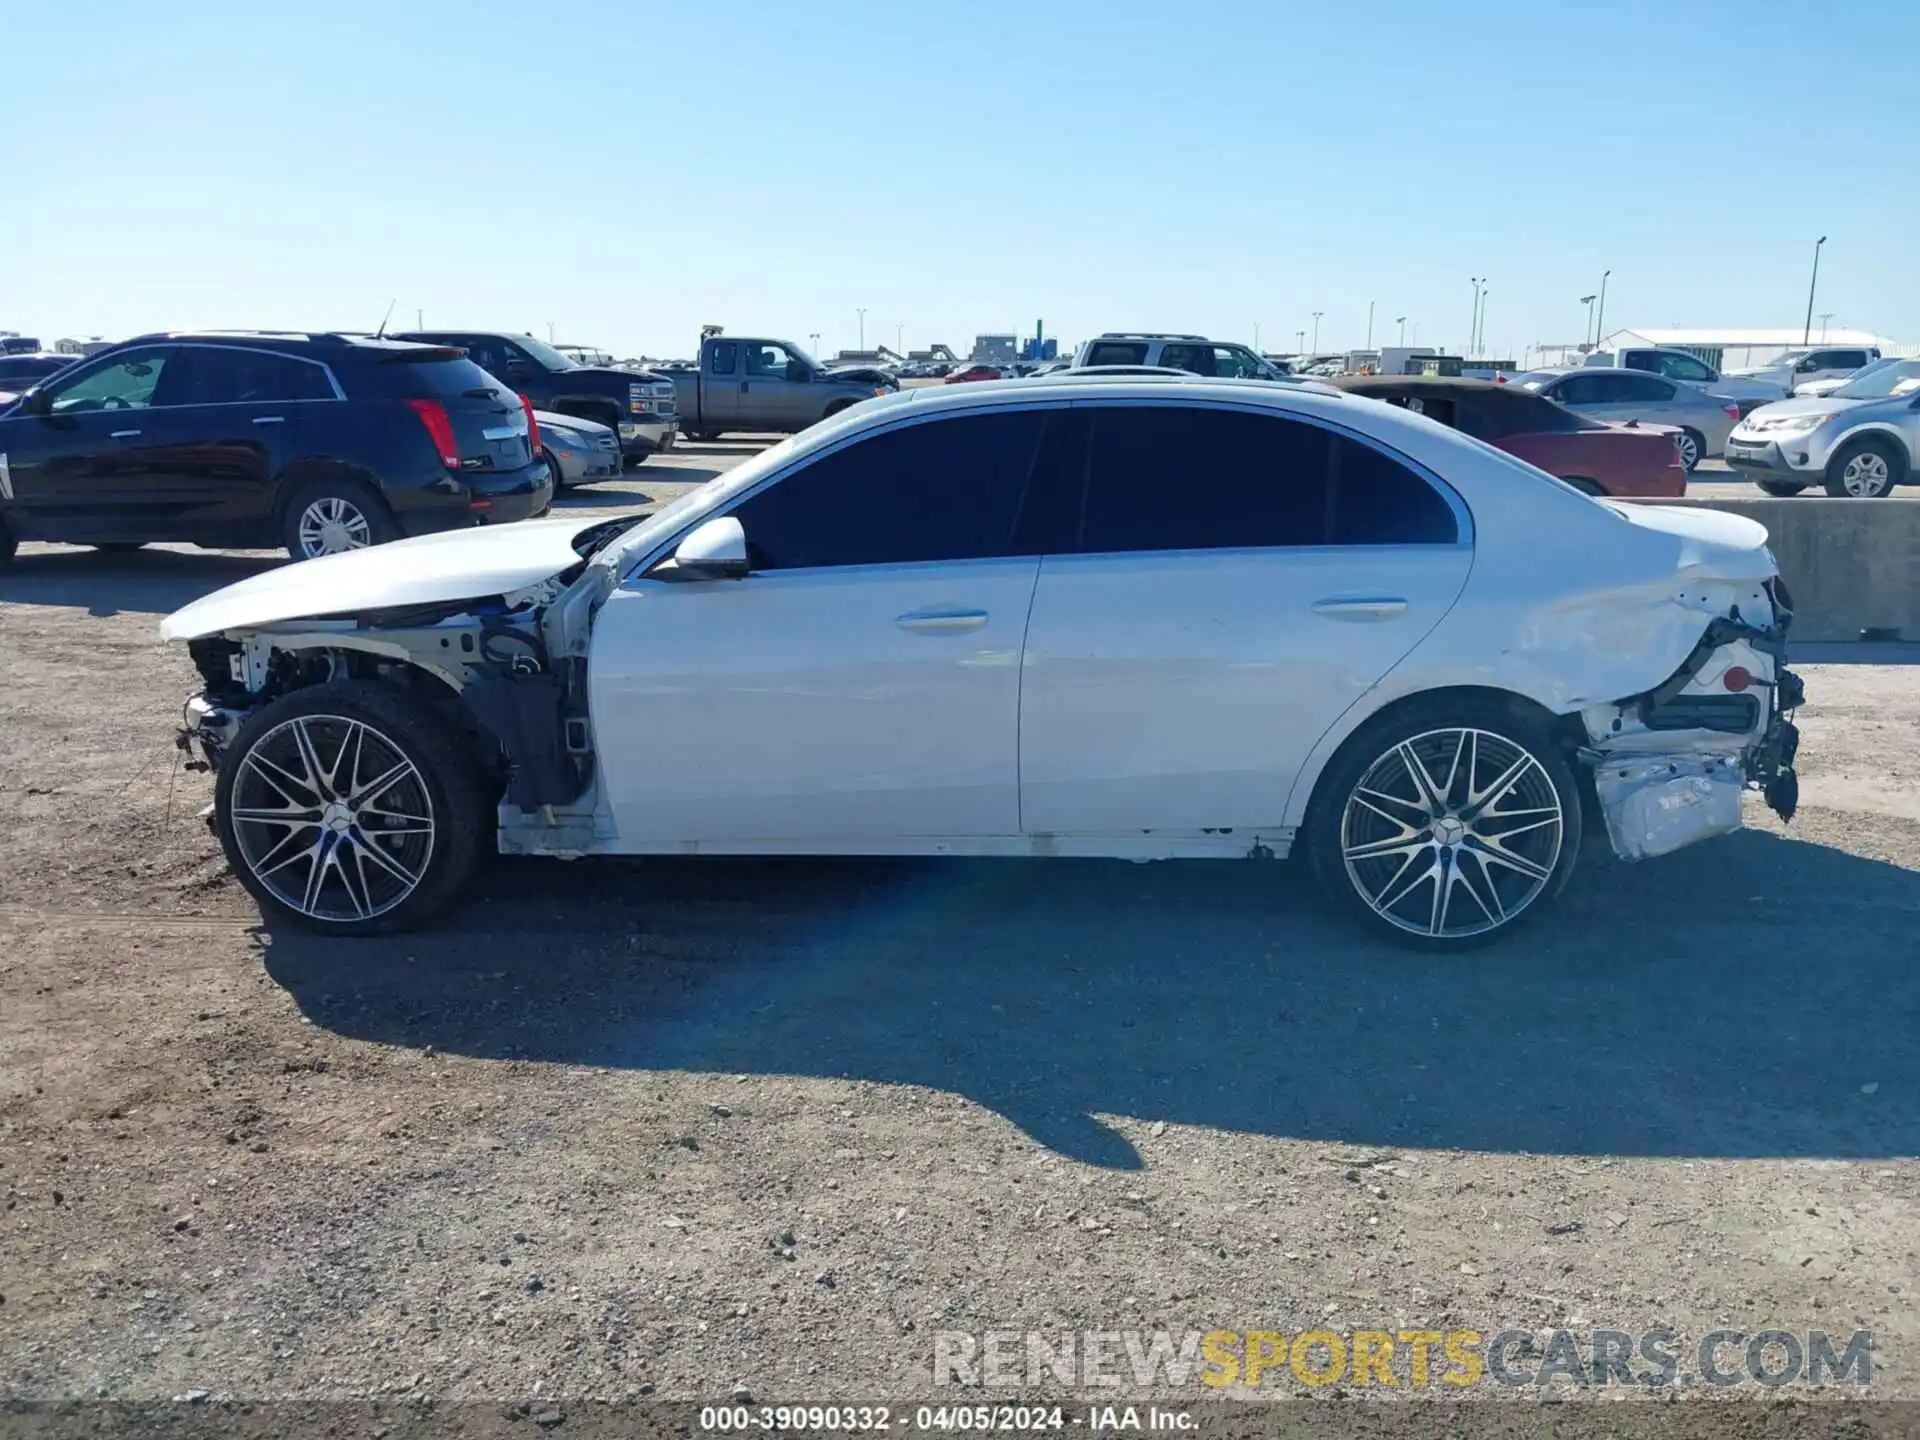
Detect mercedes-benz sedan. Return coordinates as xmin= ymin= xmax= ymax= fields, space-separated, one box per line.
xmin=162 ymin=377 xmax=1803 ymax=950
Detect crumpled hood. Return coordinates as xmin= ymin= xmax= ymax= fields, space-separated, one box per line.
xmin=160 ymin=516 xmax=601 ymax=642
xmin=1600 ymin=500 xmax=1776 ymax=581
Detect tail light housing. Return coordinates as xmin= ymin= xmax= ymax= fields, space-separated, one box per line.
xmin=519 ymin=394 xmax=540 ymax=457
xmin=404 ymin=398 xmax=459 ymax=470
xmin=1723 ymin=403 xmax=1741 ymax=420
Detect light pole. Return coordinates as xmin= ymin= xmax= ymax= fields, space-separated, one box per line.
xmin=1366 ymin=300 xmax=1375 ymax=349
xmin=856 ymin=308 xmax=867 ymax=352
xmin=1819 ymin=312 xmax=1834 ymax=342
xmin=1580 ymin=294 xmax=1597 ymax=345
xmin=895 ymin=323 xmax=903 ymax=354
xmin=1474 ymin=288 xmax=1489 ymax=357
xmin=1253 ymin=322 xmax=1261 ymax=351
xmin=1594 ymin=268 xmax=1611 ymax=344
xmin=1295 ymin=329 xmax=1306 ymax=352
xmin=1469 ymin=278 xmax=1482 ymax=356
xmin=1802 ymin=237 xmax=1827 ymax=345
xmin=809 ymin=332 xmax=821 ymax=357
xmin=1395 ymin=315 xmax=1407 ymax=346
xmin=1310 ymin=311 xmax=1323 ymax=353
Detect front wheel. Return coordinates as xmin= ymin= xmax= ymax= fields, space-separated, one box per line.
xmin=214 ymin=680 xmax=492 ymax=935
xmin=542 ymin=448 xmax=570 ymax=492
xmin=1754 ymin=479 xmax=1810 ymax=497
xmin=1306 ymin=700 xmax=1582 ymax=950
xmin=1824 ymin=438 xmax=1901 ymax=498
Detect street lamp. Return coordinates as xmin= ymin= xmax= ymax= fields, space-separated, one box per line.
xmin=856 ymin=308 xmax=867 ymax=352
xmin=1819 ymin=312 xmax=1835 ymax=342
xmin=1366 ymin=300 xmax=1375 ymax=349
xmin=1469 ymin=278 xmax=1482 ymax=355
xmin=1395 ymin=316 xmax=1407 ymax=346
xmin=1295 ymin=329 xmax=1306 ymax=352
xmin=1253 ymin=321 xmax=1261 ymax=350
xmin=1802 ymin=237 xmax=1827 ymax=345
xmin=1475 ymin=287 xmax=1490 ymax=357
xmin=1311 ymin=311 xmax=1323 ymax=353
xmin=809 ymin=332 xmax=821 ymax=358
xmin=1580 ymin=294 xmax=1597 ymax=345
xmin=1594 ymin=269 xmax=1611 ymax=343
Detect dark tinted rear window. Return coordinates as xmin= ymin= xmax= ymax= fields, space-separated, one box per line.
xmin=161 ymin=346 xmax=336 ymax=405
xmin=1085 ymin=342 xmax=1150 ymax=366
xmin=358 ymin=349 xmax=504 ymax=399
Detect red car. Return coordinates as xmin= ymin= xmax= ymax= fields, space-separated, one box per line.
xmin=1331 ymin=377 xmax=1685 ymax=498
xmin=944 ymin=364 xmax=1006 ymax=384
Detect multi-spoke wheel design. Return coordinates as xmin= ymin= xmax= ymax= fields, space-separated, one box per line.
xmin=229 ymin=714 xmax=436 ymax=923
xmin=1310 ymin=712 xmax=1581 ymax=948
xmin=296 ymin=496 xmax=374 ymax=557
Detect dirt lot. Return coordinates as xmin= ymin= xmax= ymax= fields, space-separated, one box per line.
xmin=3 ymin=442 xmax=1918 ymax=1414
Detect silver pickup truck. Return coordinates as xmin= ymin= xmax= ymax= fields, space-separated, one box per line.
xmin=667 ymin=336 xmax=889 ymax=440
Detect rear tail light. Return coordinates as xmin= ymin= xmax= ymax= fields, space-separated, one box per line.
xmin=404 ymin=398 xmax=459 ymax=470
xmin=1722 ymin=665 xmax=1753 ymax=693
xmin=519 ymin=394 xmax=540 ymax=456
xmin=1723 ymin=403 xmax=1741 ymax=420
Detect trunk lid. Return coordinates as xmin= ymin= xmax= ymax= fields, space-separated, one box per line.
xmin=1600 ymin=500 xmax=1777 ymax=581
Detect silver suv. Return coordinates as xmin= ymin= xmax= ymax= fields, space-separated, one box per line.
xmin=1724 ymin=359 xmax=1920 ymax=497
xmin=1072 ymin=332 xmax=1287 ymax=380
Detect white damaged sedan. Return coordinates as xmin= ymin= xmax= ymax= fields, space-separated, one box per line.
xmin=163 ymin=377 xmax=1803 ymax=949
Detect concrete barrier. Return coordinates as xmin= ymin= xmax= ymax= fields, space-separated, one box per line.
xmin=1628 ymin=496 xmax=1920 ymax=643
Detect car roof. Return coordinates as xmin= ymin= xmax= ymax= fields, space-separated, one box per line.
xmin=1330 ymin=376 xmax=1508 ymax=398
xmin=122 ymin=330 xmax=450 ymax=356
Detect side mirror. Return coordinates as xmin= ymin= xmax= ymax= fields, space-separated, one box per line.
xmin=653 ymin=515 xmax=748 ymax=582
xmin=786 ymin=360 xmax=811 ymax=383
xmin=18 ymin=388 xmax=52 ymax=416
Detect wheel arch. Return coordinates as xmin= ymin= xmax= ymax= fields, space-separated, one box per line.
xmin=550 ymin=395 xmax=623 ymax=431
xmin=273 ymin=458 xmax=389 ymax=526
xmin=1287 ymin=683 xmax=1589 ymax=837
xmin=1831 ymin=423 xmax=1913 ymax=477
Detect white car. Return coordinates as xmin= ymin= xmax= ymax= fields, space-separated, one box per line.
xmin=1729 ymin=345 xmax=1880 ymax=394
xmin=162 ymin=378 xmax=1803 ymax=950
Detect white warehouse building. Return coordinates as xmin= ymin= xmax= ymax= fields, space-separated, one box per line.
xmin=1593 ymin=326 xmax=1911 ymax=372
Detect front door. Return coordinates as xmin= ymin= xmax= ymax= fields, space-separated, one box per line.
xmin=0 ymin=345 xmax=182 ymax=541
xmin=739 ymin=339 xmax=809 ymax=431
xmin=701 ymin=340 xmax=744 ymax=432
xmin=1018 ymin=402 xmax=1472 ymax=837
xmin=589 ymin=406 xmax=1063 ymax=846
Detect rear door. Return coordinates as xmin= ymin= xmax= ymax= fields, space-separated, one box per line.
xmin=0 ymin=345 xmax=180 ymax=541
xmin=1018 ymin=402 xmax=1471 ymax=837
xmin=132 ymin=344 xmax=340 ymax=534
xmin=703 ymin=340 xmax=743 ymax=430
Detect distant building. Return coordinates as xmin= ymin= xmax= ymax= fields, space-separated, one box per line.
xmin=970 ymin=334 xmax=1018 ymax=364
xmin=55 ymin=337 xmax=114 ymax=357
xmin=907 ymin=344 xmax=957 ymax=363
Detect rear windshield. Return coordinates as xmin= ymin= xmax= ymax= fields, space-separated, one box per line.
xmin=363 ymin=349 xmax=504 ymax=399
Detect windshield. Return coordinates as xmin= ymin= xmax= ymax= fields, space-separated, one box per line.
xmin=1510 ymin=371 xmax=1558 ymax=391
xmin=514 ymin=335 xmax=578 ymax=371
xmin=1767 ymin=350 xmax=1809 ymax=369
xmin=1831 ymin=358 xmax=1920 ymax=400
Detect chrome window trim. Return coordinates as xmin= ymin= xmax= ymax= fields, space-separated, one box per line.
xmin=618 ymin=392 xmax=1473 ymax=587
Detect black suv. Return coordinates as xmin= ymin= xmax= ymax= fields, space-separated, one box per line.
xmin=394 ymin=331 xmax=679 ymax=462
xmin=0 ymin=332 xmax=554 ymax=564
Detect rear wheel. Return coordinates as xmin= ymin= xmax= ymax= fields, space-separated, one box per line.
xmin=214 ymin=680 xmax=491 ymax=935
xmin=280 ymin=478 xmax=399 ymax=560
xmin=1755 ymin=479 xmax=1810 ymax=497
xmin=1306 ymin=697 xmax=1582 ymax=951
xmin=1675 ymin=428 xmax=1704 ymax=473
xmin=1824 ymin=437 xmax=1900 ymax=498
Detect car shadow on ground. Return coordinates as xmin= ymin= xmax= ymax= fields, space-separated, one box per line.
xmin=1 ymin=546 xmax=281 ymax=616
xmin=261 ymin=829 xmax=1920 ymax=1169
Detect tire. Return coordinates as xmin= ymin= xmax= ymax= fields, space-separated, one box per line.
xmin=542 ymin=448 xmax=570 ymax=493
xmin=1675 ymin=428 xmax=1704 ymax=473
xmin=0 ymin=514 xmax=16 ymax=568
xmin=1304 ymin=695 xmax=1583 ymax=951
xmin=280 ymin=477 xmax=400 ymax=560
xmin=213 ymin=679 xmax=492 ymax=936
xmin=1754 ymin=479 xmax=1810 ymax=497
xmin=1561 ymin=476 xmax=1605 ymax=497
xmin=822 ymin=400 xmax=856 ymax=420
xmin=1824 ymin=437 xmax=1901 ymax=498
xmin=690 ymin=430 xmax=723 ymax=443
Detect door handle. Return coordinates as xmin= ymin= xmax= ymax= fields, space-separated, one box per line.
xmin=895 ymin=607 xmax=989 ymax=634
xmin=109 ymin=429 xmax=141 ymax=439
xmin=739 ymin=381 xmax=749 ymax=393
xmin=252 ymin=415 xmax=286 ymax=425
xmin=1311 ymin=596 xmax=1408 ymax=621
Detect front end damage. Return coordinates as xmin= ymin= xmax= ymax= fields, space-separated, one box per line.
xmin=1578 ymin=575 xmax=1802 ymax=860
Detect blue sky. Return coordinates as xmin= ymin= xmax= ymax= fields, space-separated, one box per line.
xmin=4 ymin=0 xmax=1914 ymax=361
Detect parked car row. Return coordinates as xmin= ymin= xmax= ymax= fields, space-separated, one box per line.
xmin=164 ymin=370 xmax=1802 ymax=951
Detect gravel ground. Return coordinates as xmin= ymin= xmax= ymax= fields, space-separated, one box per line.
xmin=2 ymin=443 xmax=1917 ymax=1416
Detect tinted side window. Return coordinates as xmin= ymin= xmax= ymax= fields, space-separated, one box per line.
xmin=1621 ymin=351 xmax=1656 ymax=371
xmin=1830 ymin=350 xmax=1867 ymax=369
xmin=1085 ymin=342 xmax=1149 ymax=366
xmin=1157 ymin=343 xmax=1212 ymax=374
xmin=163 ymin=347 xmax=335 ymax=405
xmin=709 ymin=342 xmax=738 ymax=375
xmin=1619 ymin=374 xmax=1675 ymax=402
xmin=729 ymin=410 xmax=1050 ymax=570
xmin=45 ymin=349 xmax=173 ymax=414
xmin=1329 ymin=436 xmax=1458 ymax=545
xmin=1079 ymin=406 xmax=1329 ymax=553
xmin=1666 ymin=354 xmax=1715 ymax=382
xmin=1550 ymin=374 xmax=1605 ymax=405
